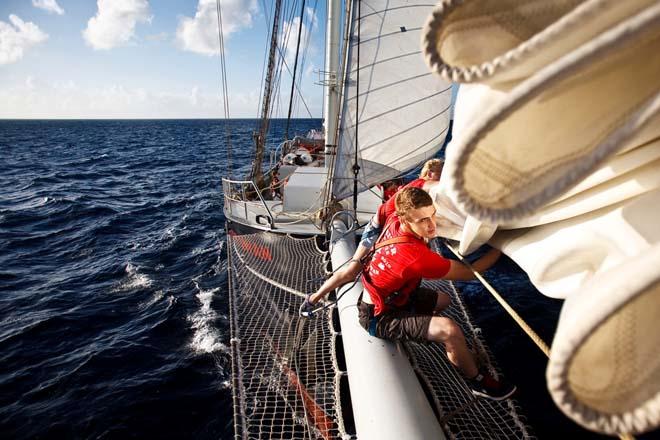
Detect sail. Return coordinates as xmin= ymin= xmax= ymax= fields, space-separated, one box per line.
xmin=332 ymin=1 xmax=452 ymax=200
xmin=423 ymin=0 xmax=660 ymax=436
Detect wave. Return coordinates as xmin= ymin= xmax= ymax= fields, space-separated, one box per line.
xmin=113 ymin=263 xmax=154 ymax=292
xmin=188 ymin=282 xmax=227 ymax=354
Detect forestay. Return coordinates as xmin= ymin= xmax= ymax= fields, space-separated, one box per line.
xmin=332 ymin=1 xmax=452 ymax=200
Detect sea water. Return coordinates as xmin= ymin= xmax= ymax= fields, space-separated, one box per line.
xmin=0 ymin=119 xmax=637 ymax=439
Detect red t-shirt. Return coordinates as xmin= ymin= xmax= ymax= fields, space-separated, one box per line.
xmin=362 ymin=215 xmax=450 ymax=315
xmin=376 ymin=178 xmax=426 ymax=226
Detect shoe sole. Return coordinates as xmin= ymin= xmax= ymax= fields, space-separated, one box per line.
xmin=471 ymin=385 xmax=517 ymax=401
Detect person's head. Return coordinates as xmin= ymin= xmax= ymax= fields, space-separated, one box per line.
xmin=395 ymin=187 xmax=436 ymax=239
xmin=419 ymin=159 xmax=444 ymax=181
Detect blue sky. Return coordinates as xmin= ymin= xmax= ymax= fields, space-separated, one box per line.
xmin=0 ymin=0 xmax=326 ymax=118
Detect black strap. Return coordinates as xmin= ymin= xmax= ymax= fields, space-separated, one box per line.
xmin=361 ymin=232 xmax=417 ymax=307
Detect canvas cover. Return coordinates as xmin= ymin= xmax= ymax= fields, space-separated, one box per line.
xmin=423 ymin=0 xmax=660 ymax=435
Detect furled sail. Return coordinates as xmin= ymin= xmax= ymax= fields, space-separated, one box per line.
xmin=422 ymin=0 xmax=660 ymax=436
xmin=332 ymin=1 xmax=452 ymax=200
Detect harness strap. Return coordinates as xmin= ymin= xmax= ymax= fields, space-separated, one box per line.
xmin=361 ymin=233 xmax=418 ymax=306
xmin=374 ymin=235 xmax=417 ymax=250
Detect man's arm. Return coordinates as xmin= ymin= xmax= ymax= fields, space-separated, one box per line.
xmin=442 ymin=248 xmax=501 ymax=281
xmin=308 ymin=219 xmax=380 ymax=305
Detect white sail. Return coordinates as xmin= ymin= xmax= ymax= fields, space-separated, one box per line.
xmin=423 ymin=0 xmax=660 ymax=436
xmin=333 ymin=1 xmax=452 ymax=200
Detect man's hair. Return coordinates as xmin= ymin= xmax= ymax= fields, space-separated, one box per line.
xmin=419 ymin=158 xmax=444 ymax=179
xmin=395 ymin=187 xmax=433 ymax=219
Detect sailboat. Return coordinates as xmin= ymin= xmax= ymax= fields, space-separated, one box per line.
xmin=222 ymin=1 xmax=532 ymax=439
xmin=222 ymin=0 xmax=660 ymax=437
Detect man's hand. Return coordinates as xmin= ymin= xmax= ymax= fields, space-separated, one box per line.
xmin=299 ymin=295 xmax=315 ymax=318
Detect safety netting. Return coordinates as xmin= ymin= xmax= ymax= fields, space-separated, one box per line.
xmin=228 ymin=230 xmax=533 ymax=439
xmin=405 ymin=278 xmax=533 ymax=439
xmin=227 ymin=231 xmax=346 ymax=439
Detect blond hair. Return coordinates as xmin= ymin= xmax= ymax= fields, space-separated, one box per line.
xmin=395 ymin=187 xmax=433 ymax=220
xmin=419 ymin=158 xmax=444 ymax=179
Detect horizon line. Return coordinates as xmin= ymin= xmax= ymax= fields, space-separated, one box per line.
xmin=0 ymin=117 xmax=323 ymax=121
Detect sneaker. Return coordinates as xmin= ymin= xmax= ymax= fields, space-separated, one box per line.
xmin=468 ymin=372 xmax=517 ymax=401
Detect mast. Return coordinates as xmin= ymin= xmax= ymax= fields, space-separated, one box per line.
xmin=323 ymin=0 xmax=342 ymax=162
xmin=252 ymin=0 xmax=283 ymax=189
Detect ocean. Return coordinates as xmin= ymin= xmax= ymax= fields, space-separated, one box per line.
xmin=0 ymin=119 xmax=652 ymax=439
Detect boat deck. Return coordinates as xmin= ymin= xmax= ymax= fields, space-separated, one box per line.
xmin=224 ymin=198 xmax=376 ymax=236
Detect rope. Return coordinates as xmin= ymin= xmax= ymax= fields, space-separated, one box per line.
xmin=444 ymin=241 xmax=550 ymax=357
xmin=215 ymin=0 xmax=232 ymax=178
xmin=285 ymin=0 xmax=307 ymax=139
xmin=444 ymin=241 xmax=637 ymax=440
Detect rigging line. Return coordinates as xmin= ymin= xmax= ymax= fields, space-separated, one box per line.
xmin=263 ymin=1 xmax=309 ymax=122
xmin=443 ymin=241 xmax=551 ymax=357
xmin=319 ymin=0 xmax=328 ymax=123
xmin=253 ymin=0 xmax=283 ymax=185
xmin=285 ymin=0 xmax=307 ymax=138
xmin=293 ymin=0 xmax=319 ymax=119
xmin=268 ymin=53 xmax=314 ymax=122
xmin=276 ymin=47 xmax=314 ymax=118
xmin=256 ymin=0 xmax=274 ymax=121
xmin=216 ymin=0 xmax=232 ymax=177
xmin=294 ymin=0 xmax=316 ymax=112
xmin=322 ymin=0 xmax=354 ymax=206
xmin=353 ymin=0 xmax=362 ymax=216
xmin=444 ymin=242 xmax=638 ymax=440
xmin=232 ymin=244 xmax=307 ymax=298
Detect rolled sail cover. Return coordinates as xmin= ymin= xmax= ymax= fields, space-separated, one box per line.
xmin=423 ymin=0 xmax=660 ymax=435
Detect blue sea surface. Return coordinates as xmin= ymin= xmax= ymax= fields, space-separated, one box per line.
xmin=0 ymin=119 xmax=653 ymax=439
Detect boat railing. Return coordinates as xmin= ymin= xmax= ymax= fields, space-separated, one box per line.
xmin=222 ymin=177 xmax=275 ymax=229
xmin=269 ymin=141 xmax=287 ymax=169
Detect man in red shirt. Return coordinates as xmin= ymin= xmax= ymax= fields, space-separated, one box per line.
xmin=358 ymin=187 xmax=515 ymax=400
xmin=304 ymin=159 xmax=443 ymax=307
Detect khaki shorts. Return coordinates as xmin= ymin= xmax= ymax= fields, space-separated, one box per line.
xmin=358 ymin=287 xmax=440 ymax=342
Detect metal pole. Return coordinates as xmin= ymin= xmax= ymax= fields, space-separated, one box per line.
xmin=323 ymin=0 xmax=341 ymax=158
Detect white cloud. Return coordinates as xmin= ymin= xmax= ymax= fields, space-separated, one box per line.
xmin=32 ymin=0 xmax=65 ymax=15
xmin=83 ymin=0 xmax=151 ymax=50
xmin=176 ymin=0 xmax=257 ymax=56
xmin=145 ymin=31 xmax=168 ymax=42
xmin=281 ymin=17 xmax=308 ymax=65
xmin=281 ymin=8 xmax=318 ymax=66
xmin=0 ymin=15 xmax=49 ymax=65
xmin=0 ymin=76 xmax=272 ymax=118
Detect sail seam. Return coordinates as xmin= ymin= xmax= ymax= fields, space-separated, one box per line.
xmin=346 ymin=73 xmax=439 ymax=100
xmin=343 ymin=88 xmax=448 ymax=128
xmin=358 ymin=26 xmax=423 ymax=45
xmin=360 ymin=104 xmax=451 ymax=152
xmin=349 ymin=50 xmax=422 ymax=72
xmin=357 ymin=4 xmax=438 ymax=21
